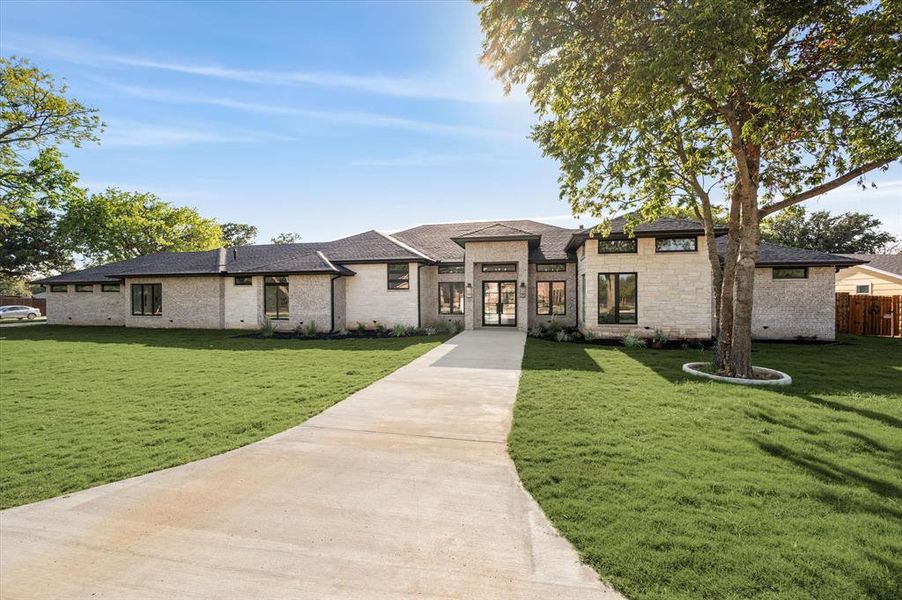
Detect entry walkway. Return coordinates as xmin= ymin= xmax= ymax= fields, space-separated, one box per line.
xmin=0 ymin=330 xmax=622 ymax=599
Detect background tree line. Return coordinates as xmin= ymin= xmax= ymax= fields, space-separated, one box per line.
xmin=0 ymin=57 xmax=301 ymax=295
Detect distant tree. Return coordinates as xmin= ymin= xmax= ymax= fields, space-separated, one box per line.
xmin=762 ymin=207 xmax=898 ymax=254
xmin=0 ymin=57 xmax=101 ymax=226
xmin=60 ymin=188 xmax=224 ymax=264
xmin=0 ymin=206 xmax=73 ymax=279
xmin=220 ymin=222 xmax=258 ymax=246
xmin=271 ymin=232 xmax=302 ymax=244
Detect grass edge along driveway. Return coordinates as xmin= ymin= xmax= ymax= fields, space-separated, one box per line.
xmin=511 ymin=336 xmax=901 ymax=600
xmin=0 ymin=326 xmax=446 ymax=509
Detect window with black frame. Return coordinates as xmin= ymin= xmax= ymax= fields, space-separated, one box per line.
xmin=598 ymin=239 xmax=637 ymax=253
xmin=264 ymin=276 xmax=289 ymax=319
xmin=438 ymin=282 xmax=464 ymax=314
xmin=388 ymin=263 xmax=410 ymax=289
xmin=598 ymin=273 xmax=637 ymax=324
xmin=481 ymin=263 xmax=516 ymax=272
xmin=655 ymin=237 xmax=697 ymax=252
xmin=131 ymin=283 xmax=162 ymax=316
xmin=536 ymin=281 xmax=566 ymax=315
xmin=536 ymin=263 xmax=567 ymax=272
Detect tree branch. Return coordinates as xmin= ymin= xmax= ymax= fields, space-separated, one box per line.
xmin=759 ymin=158 xmax=898 ymax=217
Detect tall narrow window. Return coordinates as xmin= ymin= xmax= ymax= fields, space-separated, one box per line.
xmin=439 ymin=282 xmax=464 ymax=314
xmin=388 ymin=263 xmax=410 ymax=289
xmin=536 ymin=281 xmax=566 ymax=315
xmin=598 ymin=273 xmax=637 ymax=324
xmin=131 ymin=284 xmax=162 ymax=316
xmin=264 ymin=276 xmax=289 ymax=319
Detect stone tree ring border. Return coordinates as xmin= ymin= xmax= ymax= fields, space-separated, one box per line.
xmin=682 ymin=362 xmax=793 ymax=386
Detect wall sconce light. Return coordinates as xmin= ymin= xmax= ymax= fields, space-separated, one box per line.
xmin=465 ymin=283 xmax=472 ymax=298
xmin=519 ymin=281 xmax=527 ymax=298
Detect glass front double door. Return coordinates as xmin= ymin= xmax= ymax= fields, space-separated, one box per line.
xmin=483 ymin=281 xmax=517 ymax=326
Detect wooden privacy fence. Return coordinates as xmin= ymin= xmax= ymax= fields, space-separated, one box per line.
xmin=0 ymin=296 xmax=47 ymax=314
xmin=835 ymin=293 xmax=901 ymax=337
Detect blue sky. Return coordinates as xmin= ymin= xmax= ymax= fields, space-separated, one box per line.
xmin=1 ymin=1 xmax=900 ymax=242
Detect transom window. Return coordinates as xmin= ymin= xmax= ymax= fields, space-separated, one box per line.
xmin=264 ymin=276 xmax=289 ymax=320
xmin=655 ymin=237 xmax=697 ymax=252
xmin=234 ymin=276 xmax=253 ymax=286
xmin=101 ymin=283 xmax=120 ymax=292
xmin=598 ymin=273 xmax=637 ymax=324
xmin=773 ymin=267 xmax=808 ymax=279
xmin=536 ymin=281 xmax=566 ymax=315
xmin=598 ymin=239 xmax=637 ymax=254
xmin=75 ymin=284 xmax=93 ymax=292
xmin=439 ymin=282 xmax=465 ymax=314
xmin=50 ymin=284 xmax=67 ymax=293
xmin=481 ymin=263 xmax=516 ymax=273
xmin=437 ymin=264 xmax=464 ymax=274
xmin=131 ymin=283 xmax=162 ymax=316
xmin=536 ymin=263 xmax=567 ymax=272
xmin=388 ymin=263 xmax=410 ymax=289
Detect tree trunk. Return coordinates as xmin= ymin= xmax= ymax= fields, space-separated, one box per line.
xmin=714 ymin=186 xmax=742 ymax=370
xmin=729 ymin=186 xmax=760 ymax=378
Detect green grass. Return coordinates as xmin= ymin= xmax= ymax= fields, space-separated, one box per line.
xmin=0 ymin=326 xmax=445 ymax=509
xmin=512 ymin=336 xmax=901 ymax=600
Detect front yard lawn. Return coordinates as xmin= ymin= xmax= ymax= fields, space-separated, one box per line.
xmin=513 ymin=336 xmax=901 ymax=600
xmin=0 ymin=326 xmax=445 ymax=509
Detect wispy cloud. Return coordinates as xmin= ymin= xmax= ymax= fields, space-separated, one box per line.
xmin=95 ymin=79 xmax=520 ymax=139
xmin=98 ymin=118 xmax=292 ymax=147
xmin=2 ymin=34 xmax=514 ymax=104
xmin=352 ymin=153 xmax=497 ymax=167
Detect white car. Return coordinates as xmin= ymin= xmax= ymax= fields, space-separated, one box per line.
xmin=0 ymin=305 xmax=42 ymax=320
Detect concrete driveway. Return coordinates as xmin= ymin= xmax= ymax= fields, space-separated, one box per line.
xmin=0 ymin=330 xmax=622 ymax=599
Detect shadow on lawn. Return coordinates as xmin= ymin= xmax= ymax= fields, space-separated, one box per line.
xmin=0 ymin=325 xmax=445 ymax=352
xmin=622 ymin=335 xmax=902 ymax=431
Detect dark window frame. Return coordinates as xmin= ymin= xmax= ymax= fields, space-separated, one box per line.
xmin=264 ymin=276 xmax=289 ymax=320
xmin=597 ymin=238 xmax=638 ymax=254
xmin=481 ymin=263 xmax=517 ymax=273
xmin=49 ymin=284 xmax=68 ymax=293
xmin=855 ymin=284 xmax=870 ymax=294
xmin=655 ymin=236 xmax=698 ymax=253
xmin=101 ymin=283 xmax=120 ymax=293
xmin=772 ymin=267 xmax=808 ymax=279
xmin=75 ymin=284 xmax=93 ymax=293
xmin=437 ymin=263 xmax=464 ymax=274
xmin=536 ymin=263 xmax=567 ymax=272
xmin=387 ymin=263 xmax=410 ymax=290
xmin=438 ymin=282 xmax=465 ymax=315
xmin=597 ymin=272 xmax=638 ymax=325
xmin=131 ymin=283 xmax=162 ymax=316
xmin=536 ymin=280 xmax=567 ymax=316
xmin=234 ymin=276 xmax=253 ymax=286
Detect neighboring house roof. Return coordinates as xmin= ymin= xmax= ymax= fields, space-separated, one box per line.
xmin=715 ymin=238 xmax=866 ymax=267
xmin=839 ymin=253 xmax=902 ymax=279
xmin=394 ymin=220 xmax=576 ymax=262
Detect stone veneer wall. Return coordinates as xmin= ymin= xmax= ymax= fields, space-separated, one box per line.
xmin=45 ymin=284 xmax=126 ymax=326
xmin=528 ymin=263 xmax=577 ymax=329
xmin=578 ymin=236 xmax=714 ymax=339
xmin=224 ymin=275 xmax=258 ymax=329
xmin=343 ymin=262 xmax=420 ymax=329
xmin=752 ymin=266 xmax=835 ymax=340
xmin=418 ymin=265 xmax=466 ymax=329
xmin=125 ymin=276 xmax=222 ymax=329
xmin=465 ymin=240 xmax=529 ymax=331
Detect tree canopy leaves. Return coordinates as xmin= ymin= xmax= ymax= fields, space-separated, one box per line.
xmin=60 ymin=188 xmax=225 ymax=264
xmin=762 ymin=206 xmax=898 ymax=254
xmin=220 ymin=222 xmax=258 ymax=247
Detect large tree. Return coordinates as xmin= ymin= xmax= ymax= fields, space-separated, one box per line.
xmin=60 ymin=188 xmax=224 ymax=264
xmin=478 ymin=0 xmax=901 ymax=376
xmin=762 ymin=206 xmax=898 ymax=254
xmin=0 ymin=56 xmax=101 ymax=226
